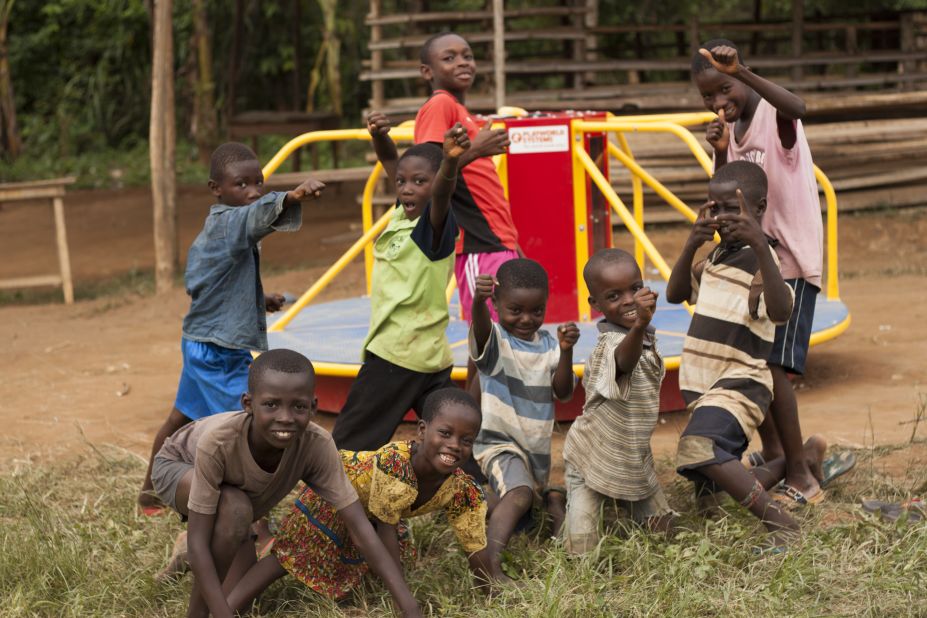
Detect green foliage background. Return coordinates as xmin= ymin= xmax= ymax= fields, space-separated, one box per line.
xmin=3 ymin=0 xmax=926 ymax=186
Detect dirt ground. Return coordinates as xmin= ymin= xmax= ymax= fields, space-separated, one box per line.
xmin=1 ymin=185 xmax=925 ymax=476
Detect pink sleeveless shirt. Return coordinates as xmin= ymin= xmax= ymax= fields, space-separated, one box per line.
xmin=725 ymin=98 xmax=823 ymax=288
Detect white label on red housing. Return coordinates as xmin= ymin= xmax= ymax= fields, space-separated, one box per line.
xmin=507 ymin=125 xmax=569 ymax=154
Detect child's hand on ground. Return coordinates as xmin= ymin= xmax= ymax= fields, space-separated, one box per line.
xmin=706 ymin=109 xmax=730 ymax=153
xmin=716 ymin=189 xmax=766 ymax=248
xmin=443 ymin=122 xmax=470 ymax=158
xmin=474 ymin=274 xmax=497 ymax=303
xmin=287 ymin=178 xmax=326 ymax=202
xmin=471 ymin=119 xmax=510 ymax=158
xmin=366 ymin=111 xmax=391 ymax=137
xmin=633 ymin=287 xmax=658 ymax=327
xmin=687 ymin=201 xmax=719 ymax=249
xmin=557 ymin=322 xmax=580 ymax=350
xmin=264 ymin=293 xmax=285 ymax=313
xmin=699 ymin=46 xmax=742 ymax=75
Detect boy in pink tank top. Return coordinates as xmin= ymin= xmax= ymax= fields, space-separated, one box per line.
xmin=691 ymin=39 xmax=825 ymax=507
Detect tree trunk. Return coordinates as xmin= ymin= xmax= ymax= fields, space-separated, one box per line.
xmin=151 ymin=0 xmax=177 ymax=294
xmin=306 ymin=0 xmax=341 ymax=115
xmin=0 ymin=0 xmax=22 ymax=159
xmin=191 ymin=0 xmax=217 ymax=165
xmin=224 ymin=0 xmax=245 ymax=133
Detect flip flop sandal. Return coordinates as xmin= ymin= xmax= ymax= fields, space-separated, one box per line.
xmin=861 ymin=499 xmax=925 ymax=523
xmin=821 ymin=451 xmax=857 ymax=488
xmin=138 ymin=504 xmax=168 ymax=517
xmin=746 ymin=452 xmax=766 ymax=468
xmin=773 ymin=484 xmax=826 ymax=509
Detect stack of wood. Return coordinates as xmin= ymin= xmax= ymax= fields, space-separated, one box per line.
xmin=610 ymin=114 xmax=927 ymax=222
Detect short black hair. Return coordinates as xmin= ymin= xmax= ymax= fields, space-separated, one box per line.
xmin=210 ymin=142 xmax=258 ymax=181
xmin=583 ymin=248 xmax=640 ymax=291
xmin=422 ymin=387 xmax=481 ymax=423
xmin=248 ymin=349 xmax=315 ymax=393
xmin=420 ymin=31 xmax=461 ymax=65
xmin=398 ymin=142 xmax=443 ymax=174
xmin=496 ymin=258 xmax=549 ymax=295
xmin=710 ymin=160 xmax=768 ymax=206
xmin=691 ymin=38 xmax=742 ymax=75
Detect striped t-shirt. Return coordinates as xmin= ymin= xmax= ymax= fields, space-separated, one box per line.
xmin=679 ymin=242 xmax=794 ymax=436
xmin=470 ymin=323 xmax=566 ymax=489
xmin=563 ymin=321 xmax=665 ymax=501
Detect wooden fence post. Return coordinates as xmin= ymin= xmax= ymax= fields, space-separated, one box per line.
xmin=790 ymin=0 xmax=804 ymax=83
xmin=492 ymin=0 xmax=506 ymax=110
xmin=150 ymin=0 xmax=178 ymax=294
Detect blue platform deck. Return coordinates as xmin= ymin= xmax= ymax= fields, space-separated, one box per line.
xmin=268 ymin=280 xmax=850 ymax=369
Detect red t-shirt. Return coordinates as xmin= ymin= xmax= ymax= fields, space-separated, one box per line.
xmin=414 ymin=90 xmax=518 ymax=255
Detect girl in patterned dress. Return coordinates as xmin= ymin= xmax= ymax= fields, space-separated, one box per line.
xmin=227 ymin=388 xmax=487 ymax=609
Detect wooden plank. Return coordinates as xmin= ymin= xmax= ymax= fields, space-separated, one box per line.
xmin=361 ymin=51 xmax=927 ymax=81
xmin=0 ymin=177 xmax=76 ymax=202
xmin=0 ymin=275 xmax=63 ymax=290
xmin=365 ymin=6 xmax=587 ymax=26
xmin=368 ymin=28 xmax=587 ymax=51
xmin=266 ymin=166 xmax=375 ymax=187
xmin=52 ymin=196 xmax=74 ymax=304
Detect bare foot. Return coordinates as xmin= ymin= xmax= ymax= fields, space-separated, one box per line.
xmin=544 ymin=490 xmax=566 ymax=537
xmin=155 ymin=531 xmax=188 ymax=583
xmin=804 ymin=434 xmax=827 ymax=485
xmin=137 ymin=490 xmax=166 ymax=514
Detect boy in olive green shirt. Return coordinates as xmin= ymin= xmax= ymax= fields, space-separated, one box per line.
xmin=332 ymin=113 xmax=470 ymax=450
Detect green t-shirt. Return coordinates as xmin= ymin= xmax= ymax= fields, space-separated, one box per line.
xmin=363 ymin=204 xmax=457 ymax=373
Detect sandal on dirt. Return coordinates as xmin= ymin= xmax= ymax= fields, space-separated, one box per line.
xmin=821 ymin=451 xmax=857 ymax=488
xmin=746 ymin=452 xmax=766 ymax=468
xmin=861 ymin=498 xmax=924 ymax=523
xmin=773 ymin=484 xmax=826 ymax=509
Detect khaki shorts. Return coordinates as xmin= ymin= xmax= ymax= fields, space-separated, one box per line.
xmin=562 ymin=461 xmax=672 ymax=554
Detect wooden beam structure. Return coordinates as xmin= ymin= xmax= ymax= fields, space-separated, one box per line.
xmin=0 ymin=177 xmax=77 ymax=304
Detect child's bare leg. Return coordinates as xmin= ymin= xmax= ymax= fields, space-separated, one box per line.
xmin=751 ymin=434 xmax=827 ymax=490
xmin=755 ymin=413 xmax=784 ymax=462
xmin=227 ymin=555 xmax=287 ymax=613
xmin=139 ymin=407 xmax=191 ymax=508
xmin=696 ymin=460 xmax=799 ymax=546
xmin=544 ymin=489 xmax=566 ymax=537
xmin=473 ymin=486 xmax=533 ymax=583
xmin=769 ymin=365 xmax=821 ymax=494
xmin=186 ymin=487 xmax=254 ymax=618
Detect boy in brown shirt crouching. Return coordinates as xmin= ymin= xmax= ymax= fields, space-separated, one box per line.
xmin=151 ymin=349 xmax=422 ymax=618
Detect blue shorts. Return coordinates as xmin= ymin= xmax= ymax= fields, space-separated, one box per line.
xmin=174 ymin=338 xmax=252 ymax=421
xmin=676 ymin=406 xmax=750 ymax=491
xmin=769 ymin=279 xmax=818 ymax=375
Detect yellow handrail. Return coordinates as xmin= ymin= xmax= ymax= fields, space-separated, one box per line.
xmin=815 ymin=165 xmax=840 ymax=301
xmin=269 ymin=208 xmax=393 ymax=332
xmin=614 ymin=133 xmax=646 ymax=273
xmin=261 ymin=128 xmax=415 ymax=179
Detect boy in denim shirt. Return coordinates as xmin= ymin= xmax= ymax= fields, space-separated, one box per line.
xmin=138 ymin=142 xmax=325 ymax=512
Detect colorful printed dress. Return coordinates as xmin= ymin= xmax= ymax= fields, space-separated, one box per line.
xmin=272 ymin=441 xmax=487 ymax=598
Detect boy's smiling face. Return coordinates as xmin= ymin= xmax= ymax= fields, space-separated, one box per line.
xmin=493 ymin=285 xmax=547 ymax=341
xmin=708 ymin=179 xmax=765 ymax=246
xmin=395 ymin=155 xmax=437 ymax=220
xmin=588 ymin=259 xmax=645 ymax=329
xmin=416 ymin=402 xmax=480 ymax=475
xmin=209 ymin=158 xmax=265 ymax=207
xmin=243 ymin=369 xmax=316 ymax=454
xmin=694 ymin=67 xmax=751 ymax=122
xmin=420 ymin=34 xmax=476 ymax=96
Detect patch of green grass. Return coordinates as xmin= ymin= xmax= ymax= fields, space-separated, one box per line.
xmin=1 ymin=443 xmax=925 ymax=617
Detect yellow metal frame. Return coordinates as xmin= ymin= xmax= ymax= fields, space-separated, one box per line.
xmin=262 ymin=110 xmax=846 ymax=380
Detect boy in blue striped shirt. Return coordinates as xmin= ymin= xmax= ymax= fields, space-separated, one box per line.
xmin=468 ymin=258 xmax=579 ymax=584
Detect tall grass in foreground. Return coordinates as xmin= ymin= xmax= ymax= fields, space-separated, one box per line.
xmin=1 ymin=444 xmax=925 ymax=618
